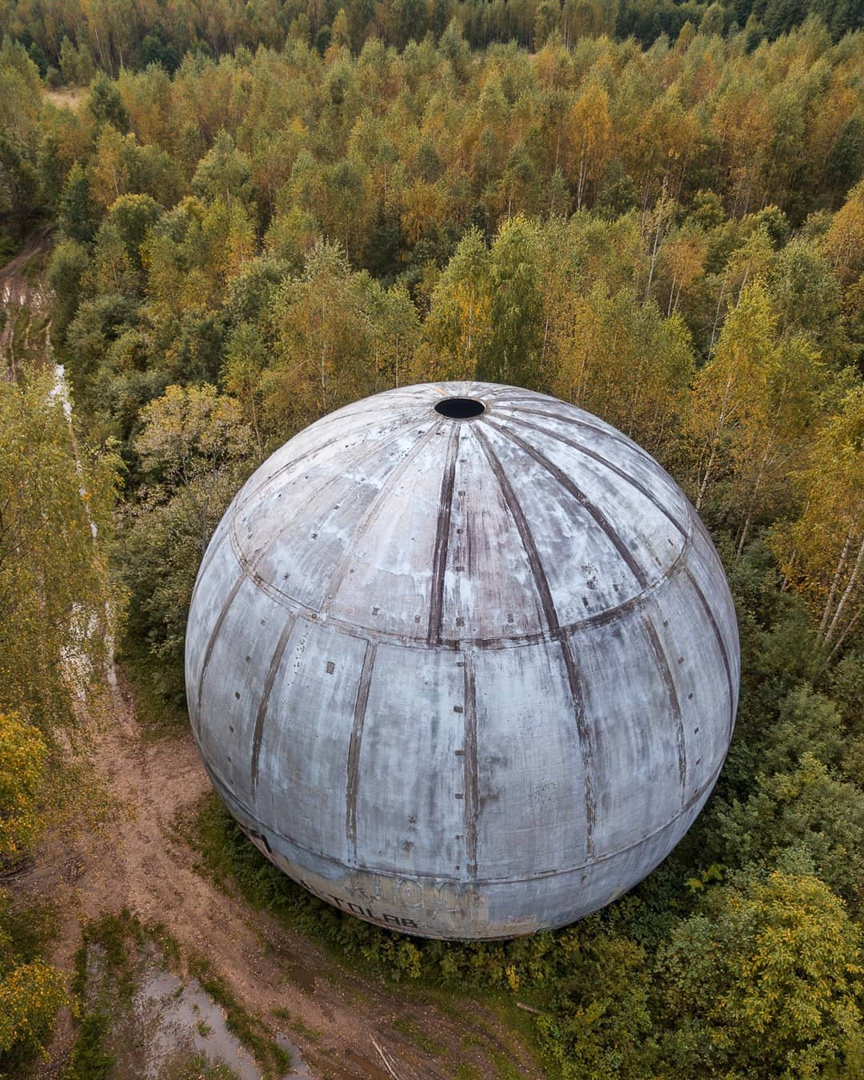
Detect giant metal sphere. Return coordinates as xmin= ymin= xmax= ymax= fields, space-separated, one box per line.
xmin=186 ymin=382 xmax=739 ymax=940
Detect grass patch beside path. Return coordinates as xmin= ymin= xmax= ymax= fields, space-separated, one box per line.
xmin=116 ymin=643 xmax=189 ymax=741
xmin=66 ymin=909 xmax=289 ymax=1080
xmin=187 ymin=951 xmax=292 ymax=1076
xmin=189 ymin=793 xmax=548 ymax=1078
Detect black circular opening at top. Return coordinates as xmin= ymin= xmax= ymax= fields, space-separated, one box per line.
xmin=434 ymin=397 xmax=486 ymax=419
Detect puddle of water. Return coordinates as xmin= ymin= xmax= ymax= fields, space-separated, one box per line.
xmin=111 ymin=967 xmax=313 ymax=1079
xmin=275 ymin=1033 xmax=316 ymax=1079
xmin=286 ymin=962 xmax=318 ymax=995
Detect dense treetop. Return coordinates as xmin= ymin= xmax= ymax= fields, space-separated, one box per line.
xmin=2 ymin=8 xmax=864 ymax=1074
xmin=0 ymin=0 xmax=861 ymax=78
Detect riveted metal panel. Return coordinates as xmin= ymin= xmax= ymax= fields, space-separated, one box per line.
xmin=186 ymin=381 xmax=739 ymax=940
xmin=254 ymin=620 xmax=369 ymax=864
xmin=354 ymin=643 xmax=466 ymax=877
xmin=472 ymin=642 xmax=589 ymax=879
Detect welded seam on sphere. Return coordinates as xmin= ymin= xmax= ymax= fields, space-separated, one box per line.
xmin=492 ymin=413 xmax=688 ymax=539
xmin=203 ymin=752 xmax=728 ymax=887
xmin=315 ymin=422 xmax=450 ymax=620
xmin=250 ymin=613 xmax=297 ymax=796
xmin=684 ymin=567 xmax=737 ymax=738
xmin=472 ymin=424 xmax=598 ymax=861
xmin=427 ymin=423 xmax=461 ymax=646
xmin=488 ymin=423 xmax=649 ymax=590
xmin=641 ymin=613 xmax=688 ymax=798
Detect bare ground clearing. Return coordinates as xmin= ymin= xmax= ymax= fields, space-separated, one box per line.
xmin=9 ymin=673 xmax=544 ymax=1080
xmin=2 ymin=240 xmax=543 ymax=1079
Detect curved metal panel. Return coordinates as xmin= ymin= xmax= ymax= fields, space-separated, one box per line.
xmin=186 ymin=382 xmax=740 ymax=940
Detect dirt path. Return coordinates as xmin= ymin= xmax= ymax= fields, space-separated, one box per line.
xmin=3 ymin=239 xmax=544 ymax=1079
xmin=0 ymin=232 xmax=52 ymax=376
xmin=11 ymin=674 xmax=545 ymax=1080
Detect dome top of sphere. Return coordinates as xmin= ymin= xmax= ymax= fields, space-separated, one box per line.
xmin=186 ymin=382 xmax=739 ymax=940
xmin=226 ymin=382 xmax=695 ymax=647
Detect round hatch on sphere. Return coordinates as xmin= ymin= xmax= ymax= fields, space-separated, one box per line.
xmin=185 ymin=382 xmax=739 ymax=940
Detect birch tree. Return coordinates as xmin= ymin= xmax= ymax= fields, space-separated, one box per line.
xmin=772 ymin=386 xmax=864 ymax=660
xmin=685 ymin=280 xmax=823 ymax=549
xmin=420 ymin=226 xmax=492 ymax=382
xmin=550 ymin=283 xmax=694 ymax=458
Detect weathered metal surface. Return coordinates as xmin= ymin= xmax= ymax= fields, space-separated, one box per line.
xmin=185 ymin=382 xmax=740 ymax=940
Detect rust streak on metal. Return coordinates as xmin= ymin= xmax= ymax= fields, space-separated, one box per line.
xmin=492 ymin=424 xmax=649 ymax=589
xmin=251 ymin=613 xmax=296 ymax=794
xmin=559 ymin=636 xmax=596 ymax=859
xmin=428 ymin=424 xmax=460 ymax=644
xmin=494 ymin=413 xmax=687 ymax=537
xmin=462 ymin=650 xmax=479 ymax=878
xmin=642 ymin=614 xmax=687 ymax=793
xmin=473 ymin=427 xmax=560 ymax=633
xmin=474 ymin=426 xmax=597 ymax=860
xmin=685 ymin=567 xmax=736 ymax=737
xmin=319 ymin=424 xmax=446 ymax=617
xmin=196 ymin=572 xmax=246 ymax=726
xmin=346 ymin=641 xmax=377 ymax=858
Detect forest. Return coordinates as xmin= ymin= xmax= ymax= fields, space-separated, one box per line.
xmin=2 ymin=1 xmax=864 ymax=1075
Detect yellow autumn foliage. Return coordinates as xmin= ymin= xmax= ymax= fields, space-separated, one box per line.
xmin=0 ymin=959 xmax=67 ymax=1055
xmin=0 ymin=711 xmax=48 ymax=861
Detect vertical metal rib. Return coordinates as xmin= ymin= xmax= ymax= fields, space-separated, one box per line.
xmin=685 ymin=568 xmax=737 ymax=737
xmin=195 ymin=572 xmax=246 ymax=734
xmin=427 ymin=425 xmax=460 ymax=645
xmin=320 ymin=423 xmax=449 ymax=618
xmin=491 ymin=424 xmax=649 ymax=588
xmin=474 ymin=426 xmax=596 ymax=860
xmin=463 ymin=651 xmax=479 ymax=879
xmin=558 ymin=638 xmax=595 ymax=858
xmin=346 ymin=642 xmax=377 ymax=860
xmin=251 ymin=614 xmax=296 ymax=795
xmin=642 ymin=614 xmax=688 ymax=796
xmin=473 ymin=426 xmax=561 ymax=632
xmin=490 ymin=413 xmax=688 ymax=538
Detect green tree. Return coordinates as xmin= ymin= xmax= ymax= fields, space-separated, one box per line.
xmin=685 ymin=280 xmax=824 ymax=550
xmin=477 ymin=214 xmax=543 ymax=388
xmin=824 ymin=178 xmax=864 ymax=289
xmin=261 ymin=240 xmax=408 ymax=433
xmin=0 ymin=951 xmax=66 ymax=1060
xmin=59 ymin=162 xmax=98 ymax=244
xmin=0 ymin=712 xmax=48 ymax=862
xmin=657 ymin=870 xmax=863 ymax=1078
xmin=0 ymin=371 xmax=118 ymax=741
xmin=420 ymin=226 xmax=492 ymax=381
xmin=222 ymin=321 xmax=269 ymax=460
xmin=123 ymin=384 xmax=254 ymax=700
xmin=0 ymin=133 xmax=40 ymax=244
xmin=772 ymin=386 xmax=864 ymax=659
xmin=87 ymin=71 xmax=129 ymax=132
xmin=103 ymin=193 xmax=162 ymax=274
xmin=550 ymin=283 xmax=694 ymax=458
xmin=535 ymin=929 xmax=655 ymax=1079
xmin=768 ymin=237 xmax=845 ymax=361
xmin=134 ymin=384 xmax=253 ymax=556
xmin=191 ymin=130 xmax=254 ymax=208
xmin=715 ymin=754 xmax=864 ymax=906
xmin=0 ymin=373 xmax=115 ymax=1063
xmin=46 ymin=238 xmax=91 ymax=346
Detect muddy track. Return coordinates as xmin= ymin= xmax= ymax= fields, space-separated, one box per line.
xmin=12 ymin=672 xmax=544 ymax=1080
xmin=0 ymin=233 xmax=52 ymax=376
xmin=3 ymin=239 xmax=543 ymax=1079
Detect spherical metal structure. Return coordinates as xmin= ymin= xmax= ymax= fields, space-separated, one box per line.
xmin=186 ymin=382 xmax=739 ymax=940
